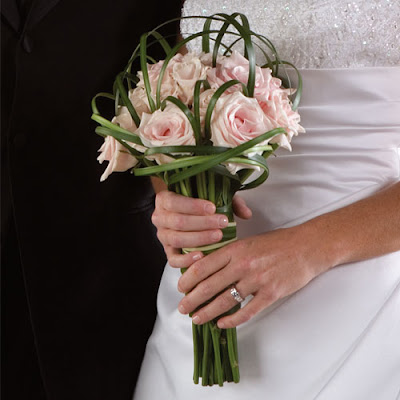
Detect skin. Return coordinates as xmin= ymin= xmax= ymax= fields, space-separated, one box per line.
xmin=151 ymin=177 xmax=400 ymax=329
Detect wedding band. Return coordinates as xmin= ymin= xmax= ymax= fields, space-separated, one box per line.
xmin=230 ymin=286 xmax=244 ymax=303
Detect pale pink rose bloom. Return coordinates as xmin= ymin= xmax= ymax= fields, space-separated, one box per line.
xmin=137 ymin=104 xmax=195 ymax=164
xmin=136 ymin=54 xmax=181 ymax=102
xmin=199 ymin=52 xmax=226 ymax=67
xmin=211 ymin=91 xmax=276 ymax=147
xmin=207 ymin=50 xmax=282 ymax=101
xmin=258 ymin=89 xmax=305 ymax=150
xmin=171 ymin=53 xmax=210 ymax=105
xmin=210 ymin=91 xmax=278 ymax=174
xmin=145 ymin=153 xmax=176 ymax=165
xmin=128 ymin=87 xmax=151 ymax=117
xmin=111 ymin=106 xmax=136 ymax=132
xmin=198 ymin=88 xmax=217 ymax=129
xmin=97 ymin=137 xmax=138 ymax=182
xmin=110 ymin=106 xmax=147 ymax=153
xmin=97 ymin=107 xmax=141 ymax=181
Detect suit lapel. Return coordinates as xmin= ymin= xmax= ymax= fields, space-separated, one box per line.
xmin=1 ymin=0 xmax=62 ymax=34
xmin=27 ymin=0 xmax=61 ymax=31
xmin=1 ymin=0 xmax=21 ymax=33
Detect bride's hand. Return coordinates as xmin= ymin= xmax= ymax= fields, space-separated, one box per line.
xmin=151 ymin=190 xmax=252 ymax=267
xmin=177 ymin=225 xmax=332 ymax=329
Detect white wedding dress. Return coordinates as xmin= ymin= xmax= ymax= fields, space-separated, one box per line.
xmin=134 ymin=1 xmax=400 ymax=399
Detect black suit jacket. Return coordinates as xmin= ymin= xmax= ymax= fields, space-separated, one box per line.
xmin=1 ymin=1 xmax=182 ymax=399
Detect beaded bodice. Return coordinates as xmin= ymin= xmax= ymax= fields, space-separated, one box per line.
xmin=181 ymin=0 xmax=400 ymax=68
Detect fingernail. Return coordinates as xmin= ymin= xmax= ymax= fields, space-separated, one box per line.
xmin=217 ymin=321 xmax=225 ymax=329
xmin=177 ymin=281 xmax=184 ymax=293
xmin=178 ymin=304 xmax=186 ymax=314
xmin=218 ymin=216 xmax=229 ymax=228
xmin=192 ymin=315 xmax=201 ymax=324
xmin=193 ymin=253 xmax=203 ymax=261
xmin=205 ymin=203 xmax=216 ymax=214
xmin=211 ymin=230 xmax=222 ymax=241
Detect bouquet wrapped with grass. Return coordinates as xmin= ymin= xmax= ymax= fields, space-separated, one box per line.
xmin=92 ymin=13 xmax=304 ymax=386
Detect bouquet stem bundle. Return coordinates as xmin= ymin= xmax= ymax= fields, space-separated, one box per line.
xmin=177 ymin=172 xmax=239 ymax=385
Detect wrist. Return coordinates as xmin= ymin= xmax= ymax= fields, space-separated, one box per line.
xmin=300 ymin=211 xmax=356 ymax=272
xmin=296 ymin=216 xmax=346 ymax=275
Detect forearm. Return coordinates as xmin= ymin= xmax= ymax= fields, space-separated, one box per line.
xmin=301 ymin=181 xmax=400 ymax=271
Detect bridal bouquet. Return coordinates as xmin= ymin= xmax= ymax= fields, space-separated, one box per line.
xmin=92 ymin=13 xmax=304 ymax=386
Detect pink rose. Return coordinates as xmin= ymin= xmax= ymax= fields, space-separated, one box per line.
xmin=207 ymin=50 xmax=282 ymax=101
xmin=211 ymin=91 xmax=285 ymax=174
xmin=199 ymin=52 xmax=226 ymax=67
xmin=137 ymin=104 xmax=195 ymax=164
xmin=136 ymin=55 xmax=181 ymax=102
xmin=136 ymin=53 xmax=210 ymax=106
xmin=259 ymin=89 xmax=305 ymax=150
xmin=198 ymin=88 xmax=217 ymax=129
xmin=97 ymin=107 xmax=141 ymax=181
xmin=210 ymin=91 xmax=276 ymax=148
xmin=110 ymin=106 xmax=136 ymax=132
xmin=128 ymin=87 xmax=151 ymax=117
xmin=97 ymin=136 xmax=138 ymax=182
xmin=171 ymin=53 xmax=210 ymax=105
xmin=110 ymin=106 xmax=147 ymax=152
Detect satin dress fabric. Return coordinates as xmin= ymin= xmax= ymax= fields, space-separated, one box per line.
xmin=134 ymin=67 xmax=400 ymax=400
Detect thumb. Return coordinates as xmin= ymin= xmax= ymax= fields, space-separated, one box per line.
xmin=232 ymin=195 xmax=252 ymax=220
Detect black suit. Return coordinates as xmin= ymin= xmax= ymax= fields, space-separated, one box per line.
xmin=1 ymin=1 xmax=182 ymax=399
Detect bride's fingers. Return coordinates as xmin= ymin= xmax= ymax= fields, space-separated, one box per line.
xmin=178 ymin=250 xmax=250 ymax=315
xmin=156 ymin=227 xmax=223 ymax=249
xmin=164 ymin=246 xmax=204 ymax=269
xmin=152 ymin=210 xmax=229 ymax=231
xmin=178 ymin=270 xmax=238 ymax=315
xmin=217 ymin=293 xmax=275 ymax=329
xmin=189 ymin=283 xmax=256 ymax=326
xmin=232 ymin=195 xmax=252 ymax=219
xmin=177 ymin=248 xmax=232 ymax=294
xmin=156 ymin=190 xmax=216 ymax=216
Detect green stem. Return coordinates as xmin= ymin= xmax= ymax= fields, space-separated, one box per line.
xmin=197 ymin=324 xmax=203 ymax=379
xmin=210 ymin=322 xmax=224 ymax=386
xmin=196 ymin=174 xmax=206 ymax=200
xmin=178 ymin=170 xmax=189 ymax=196
xmin=221 ymin=333 xmax=233 ymax=382
xmin=213 ymin=355 xmax=218 ymax=385
xmin=208 ymin=170 xmax=216 ymax=204
xmin=232 ymin=325 xmax=239 ymax=361
xmin=208 ymin=355 xmax=214 ymax=386
xmin=185 ymin=178 xmax=193 ymax=197
xmin=227 ymin=328 xmax=240 ymax=383
xmin=201 ymin=323 xmax=211 ymax=386
xmin=192 ymin=322 xmax=199 ymax=384
xmin=201 ymin=171 xmax=208 ymax=200
xmin=222 ymin=175 xmax=230 ymax=206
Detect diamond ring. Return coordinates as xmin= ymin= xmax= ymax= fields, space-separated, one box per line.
xmin=230 ymin=286 xmax=244 ymax=303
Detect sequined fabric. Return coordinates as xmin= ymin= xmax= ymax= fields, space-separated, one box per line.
xmin=181 ymin=0 xmax=400 ymax=68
